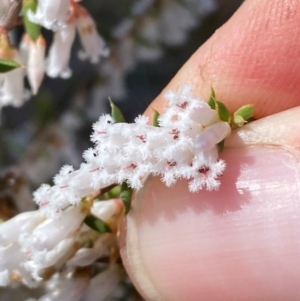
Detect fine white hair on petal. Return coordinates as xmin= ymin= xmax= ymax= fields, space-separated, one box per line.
xmin=134 ymin=114 xmax=149 ymax=126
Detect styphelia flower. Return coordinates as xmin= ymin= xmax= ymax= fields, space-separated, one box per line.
xmin=30 ymin=83 xmax=231 ymax=217
xmin=0 ymin=211 xmax=44 ymax=287
xmin=0 ymin=36 xmax=28 ymax=109
xmin=28 ymin=0 xmax=72 ymax=30
xmin=0 ymin=83 xmax=238 ymax=299
xmin=46 ymin=23 xmax=76 ymax=78
xmin=76 ymin=5 xmax=109 ymax=63
xmin=0 ymin=58 xmax=27 ymax=108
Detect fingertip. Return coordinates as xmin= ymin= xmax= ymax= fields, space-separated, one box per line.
xmin=121 ymin=146 xmax=300 ymax=301
xmin=146 ymin=0 xmax=300 ymax=119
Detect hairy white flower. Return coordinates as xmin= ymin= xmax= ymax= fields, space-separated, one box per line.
xmin=31 ymin=83 xmax=231 ymax=215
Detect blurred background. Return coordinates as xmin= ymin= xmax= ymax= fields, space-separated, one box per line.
xmin=0 ymin=0 xmax=243 ymax=299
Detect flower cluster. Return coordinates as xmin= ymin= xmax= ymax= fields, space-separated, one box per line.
xmin=33 ymin=84 xmax=231 ymax=218
xmin=0 ymin=0 xmax=109 ymax=110
xmin=0 ymin=83 xmax=238 ymax=300
xmin=0 ymin=198 xmax=123 ymax=300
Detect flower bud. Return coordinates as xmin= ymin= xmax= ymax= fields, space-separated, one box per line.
xmin=26 ymin=35 xmax=46 ymax=95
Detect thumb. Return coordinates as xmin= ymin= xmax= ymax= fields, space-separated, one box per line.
xmin=120 ymin=0 xmax=300 ymax=300
xmin=121 ymin=108 xmax=300 ymax=301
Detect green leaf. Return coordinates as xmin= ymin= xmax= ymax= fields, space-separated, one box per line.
xmin=109 ymin=98 xmax=125 ymax=123
xmin=216 ymin=100 xmax=230 ymax=122
xmin=120 ymin=182 xmax=133 ymax=215
xmin=234 ymin=105 xmax=254 ymax=121
xmin=207 ymin=87 xmax=216 ymax=109
xmin=217 ymin=139 xmax=225 ymax=152
xmin=22 ymin=0 xmax=41 ymax=42
xmin=84 ymin=215 xmax=111 ymax=233
xmin=104 ymin=185 xmax=121 ymax=199
xmin=0 ymin=59 xmax=22 ymax=73
xmin=233 ymin=115 xmax=246 ymax=127
xmin=152 ymin=109 xmax=160 ymax=127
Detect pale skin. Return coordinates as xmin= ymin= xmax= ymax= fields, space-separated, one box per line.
xmin=120 ymin=0 xmax=300 ymax=300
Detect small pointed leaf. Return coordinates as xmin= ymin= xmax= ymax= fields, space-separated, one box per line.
xmin=153 ymin=109 xmax=160 ymax=127
xmin=216 ymin=100 xmax=230 ymax=122
xmin=233 ymin=115 xmax=246 ymax=127
xmin=109 ymin=98 xmax=125 ymax=123
xmin=207 ymin=88 xmax=216 ymax=109
xmin=84 ymin=215 xmax=111 ymax=233
xmin=234 ymin=105 xmax=254 ymax=121
xmin=0 ymin=59 xmax=22 ymax=73
xmin=22 ymin=0 xmax=41 ymax=42
xmin=120 ymin=182 xmax=133 ymax=215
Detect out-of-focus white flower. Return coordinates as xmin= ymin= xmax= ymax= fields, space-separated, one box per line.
xmin=28 ymin=272 xmax=90 ymax=301
xmin=0 ymin=58 xmax=28 ymax=108
xmin=28 ymin=0 xmax=72 ymax=30
xmin=26 ymin=35 xmax=46 ymax=95
xmin=0 ymin=211 xmax=44 ymax=287
xmin=76 ymin=5 xmax=109 ymax=63
xmin=81 ymin=265 xmax=123 ymax=301
xmin=46 ymin=23 xmax=76 ymax=78
xmin=0 ymin=36 xmax=28 ymax=109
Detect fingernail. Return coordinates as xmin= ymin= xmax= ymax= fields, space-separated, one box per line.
xmin=121 ymin=146 xmax=300 ymax=301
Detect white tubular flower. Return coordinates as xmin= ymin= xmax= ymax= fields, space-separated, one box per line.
xmin=67 ymin=233 xmax=116 ymax=268
xmin=20 ymin=206 xmax=86 ymax=254
xmin=28 ymin=0 xmax=72 ymax=30
xmin=27 ymin=35 xmax=46 ymax=95
xmin=23 ymin=237 xmax=77 ymax=281
xmin=0 ymin=211 xmax=43 ymax=246
xmin=0 ymin=59 xmax=27 ymax=108
xmin=0 ymin=211 xmax=44 ymax=287
xmin=76 ymin=5 xmax=109 ymax=63
xmin=46 ymin=22 xmax=76 ymax=78
xmin=81 ymin=265 xmax=123 ymax=301
xmin=0 ymin=37 xmax=28 ymax=108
